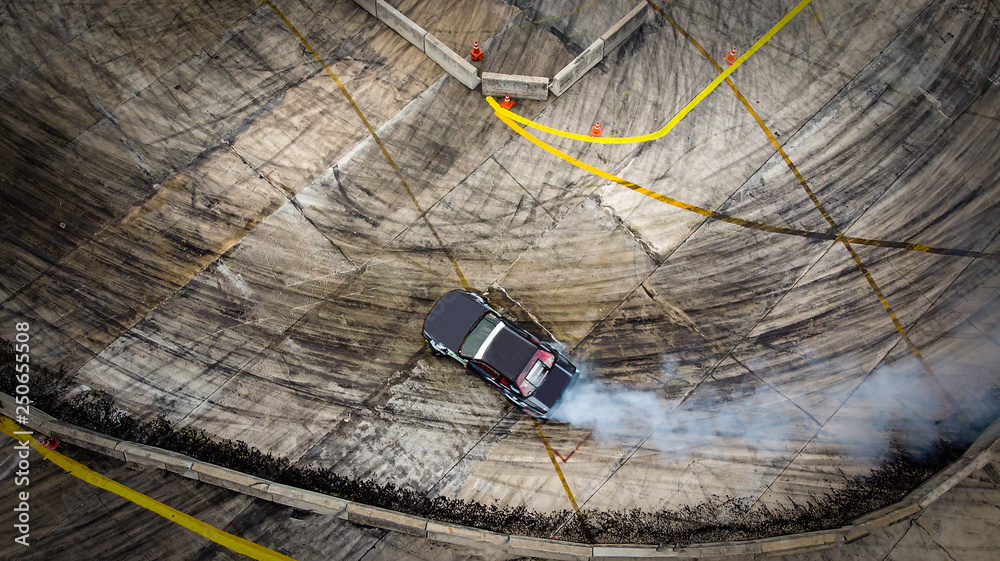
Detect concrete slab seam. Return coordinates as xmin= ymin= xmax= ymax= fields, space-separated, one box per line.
xmin=271 ymin=0 xmax=470 ymax=289
xmin=647 ymin=1 xmax=954 ymax=428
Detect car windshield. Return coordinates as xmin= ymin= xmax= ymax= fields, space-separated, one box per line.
xmin=459 ymin=313 xmax=500 ymax=358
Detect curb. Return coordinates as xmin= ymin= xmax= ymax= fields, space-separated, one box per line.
xmin=2 ymin=392 xmax=997 ymax=559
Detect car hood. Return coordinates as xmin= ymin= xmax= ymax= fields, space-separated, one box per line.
xmin=423 ymin=290 xmax=488 ymax=351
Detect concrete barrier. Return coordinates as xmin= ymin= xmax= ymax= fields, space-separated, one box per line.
xmin=757 ymin=530 xmax=841 ymax=556
xmin=592 ymin=544 xmax=668 ymax=558
xmin=506 ymin=535 xmax=592 ymax=560
xmin=908 ymin=418 xmax=1000 ymax=508
xmin=985 ymin=461 xmax=1000 ymax=485
xmin=116 ymin=441 xmax=195 ymax=477
xmin=601 ymin=3 xmax=649 ymax=54
xmin=354 ymin=0 xmax=480 ymax=90
xmin=424 ymin=34 xmax=479 ymax=89
xmin=347 ymin=503 xmax=428 ymax=536
xmin=481 ymin=72 xmax=549 ymax=101
xmin=38 ymin=419 xmax=126 ymax=461
xmin=663 ymin=540 xmax=763 ymax=557
xmin=191 ymin=462 xmax=273 ymax=501
xmin=841 ymin=525 xmax=872 ymax=544
xmin=353 ymin=0 xmax=647 ymax=98
xmin=426 ymin=520 xmax=509 ymax=549
xmin=854 ymin=502 xmax=921 ymax=528
xmin=550 ymin=38 xmax=605 ymax=96
xmin=916 ymin=457 xmax=992 ymax=508
xmin=549 ymin=1 xmax=647 ymax=97
xmin=268 ymin=483 xmax=350 ymax=515
xmin=355 ymin=0 xmax=376 ymax=17
xmin=374 ymin=0 xmax=426 ymax=50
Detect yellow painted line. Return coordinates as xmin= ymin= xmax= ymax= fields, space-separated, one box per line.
xmin=649 ymin=1 xmax=844 ymax=234
xmin=492 ymin=0 xmax=814 ymax=143
xmin=1 ymin=416 xmax=296 ymax=561
xmin=650 ymin=3 xmax=955 ymax=390
xmin=264 ymin=0 xmax=469 ymax=289
xmin=492 ymin=108 xmax=999 ymax=260
xmin=534 ymin=419 xmax=593 ymax=543
xmin=966 ymin=111 xmax=1000 ymax=122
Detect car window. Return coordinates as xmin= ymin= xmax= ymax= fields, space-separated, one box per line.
xmin=459 ymin=314 xmax=500 ymax=358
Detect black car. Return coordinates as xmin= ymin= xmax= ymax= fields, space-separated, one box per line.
xmin=423 ymin=290 xmax=578 ymax=419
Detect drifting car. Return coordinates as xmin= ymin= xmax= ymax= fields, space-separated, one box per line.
xmin=423 ymin=290 xmax=578 ymax=419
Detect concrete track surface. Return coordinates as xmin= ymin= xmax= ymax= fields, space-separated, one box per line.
xmin=2 ymin=0 xmax=1000 ymax=557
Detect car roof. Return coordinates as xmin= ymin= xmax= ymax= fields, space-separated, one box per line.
xmin=423 ymin=290 xmax=490 ymax=351
xmin=481 ymin=326 xmax=538 ymax=382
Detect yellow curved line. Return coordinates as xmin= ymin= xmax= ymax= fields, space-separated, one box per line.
xmin=490 ymin=0 xmax=814 ymax=144
xmin=491 ymin=107 xmax=1000 ymax=260
xmin=1 ymin=417 xmax=297 ymax=561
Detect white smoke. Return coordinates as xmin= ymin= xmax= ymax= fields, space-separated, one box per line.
xmin=550 ymin=365 xmax=796 ymax=458
xmin=550 ymin=376 xmax=667 ymax=439
xmin=550 ymin=339 xmax=1000 ymax=462
xmin=821 ymin=347 xmax=1000 ymax=460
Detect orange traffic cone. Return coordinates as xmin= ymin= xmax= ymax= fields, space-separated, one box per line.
xmin=500 ymin=94 xmax=515 ymax=109
xmin=724 ymin=47 xmax=737 ymax=66
xmin=470 ymin=41 xmax=483 ymax=61
xmin=40 ymin=436 xmax=60 ymax=451
xmin=589 ymin=121 xmax=603 ymax=137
